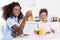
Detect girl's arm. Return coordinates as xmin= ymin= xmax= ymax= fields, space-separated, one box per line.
xmin=34 ymin=30 xmax=39 ymax=35
xmin=45 ymin=28 xmax=55 ymax=35
xmin=50 ymin=28 xmax=55 ymax=33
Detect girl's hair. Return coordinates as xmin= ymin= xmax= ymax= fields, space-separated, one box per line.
xmin=2 ymin=2 xmax=23 ymax=21
xmin=39 ymin=8 xmax=48 ymax=16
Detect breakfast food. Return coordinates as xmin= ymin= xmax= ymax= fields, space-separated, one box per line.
xmin=20 ymin=34 xmax=29 ymax=37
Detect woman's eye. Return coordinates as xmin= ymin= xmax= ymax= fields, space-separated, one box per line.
xmin=15 ymin=9 xmax=17 ymax=11
xmin=15 ymin=9 xmax=20 ymax=11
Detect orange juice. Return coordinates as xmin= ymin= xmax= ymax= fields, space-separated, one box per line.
xmin=28 ymin=10 xmax=34 ymax=22
xmin=39 ymin=29 xmax=43 ymax=35
xmin=28 ymin=16 xmax=32 ymax=18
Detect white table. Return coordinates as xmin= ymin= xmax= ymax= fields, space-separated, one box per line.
xmin=13 ymin=33 xmax=60 ymax=40
xmin=13 ymin=22 xmax=60 ymax=40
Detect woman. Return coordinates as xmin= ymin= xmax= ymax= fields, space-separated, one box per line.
xmin=34 ymin=8 xmax=55 ymax=35
xmin=2 ymin=2 xmax=31 ymax=40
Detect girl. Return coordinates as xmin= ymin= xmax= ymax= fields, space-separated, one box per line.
xmin=2 ymin=2 xmax=31 ymax=40
xmin=34 ymin=9 xmax=55 ymax=35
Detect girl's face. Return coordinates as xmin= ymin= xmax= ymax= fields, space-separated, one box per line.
xmin=12 ymin=6 xmax=20 ymax=17
xmin=40 ymin=12 xmax=47 ymax=21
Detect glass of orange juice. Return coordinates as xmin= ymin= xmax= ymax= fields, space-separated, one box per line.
xmin=38 ymin=29 xmax=44 ymax=35
xmin=28 ymin=10 xmax=34 ymax=22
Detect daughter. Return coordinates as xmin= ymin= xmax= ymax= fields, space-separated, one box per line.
xmin=2 ymin=2 xmax=31 ymax=40
xmin=34 ymin=9 xmax=55 ymax=35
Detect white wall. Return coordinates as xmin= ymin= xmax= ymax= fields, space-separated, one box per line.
xmin=36 ymin=0 xmax=60 ymax=17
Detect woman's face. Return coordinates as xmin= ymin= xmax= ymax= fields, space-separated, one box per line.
xmin=12 ymin=5 xmax=21 ymax=17
xmin=40 ymin=12 xmax=47 ymax=21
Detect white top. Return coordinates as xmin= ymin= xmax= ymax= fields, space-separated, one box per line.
xmin=36 ymin=21 xmax=54 ymax=34
xmin=2 ymin=17 xmax=21 ymax=40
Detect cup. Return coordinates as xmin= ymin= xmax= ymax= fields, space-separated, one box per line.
xmin=39 ymin=29 xmax=43 ymax=35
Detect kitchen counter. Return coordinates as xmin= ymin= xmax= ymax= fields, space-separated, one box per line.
xmin=0 ymin=22 xmax=60 ymax=40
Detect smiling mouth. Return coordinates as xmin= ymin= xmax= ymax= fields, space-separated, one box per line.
xmin=15 ymin=13 xmax=19 ymax=17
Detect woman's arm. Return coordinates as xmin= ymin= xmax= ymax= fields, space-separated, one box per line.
xmin=12 ymin=10 xmax=32 ymax=37
xmin=12 ymin=16 xmax=27 ymax=37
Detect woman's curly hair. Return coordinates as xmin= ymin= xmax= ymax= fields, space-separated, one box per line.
xmin=2 ymin=2 xmax=23 ymax=21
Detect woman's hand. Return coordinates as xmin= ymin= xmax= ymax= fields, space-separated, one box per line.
xmin=25 ymin=10 xmax=32 ymax=20
xmin=12 ymin=30 xmax=23 ymax=37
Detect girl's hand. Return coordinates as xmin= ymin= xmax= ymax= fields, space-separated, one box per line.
xmin=34 ymin=30 xmax=39 ymax=35
xmin=51 ymin=28 xmax=55 ymax=33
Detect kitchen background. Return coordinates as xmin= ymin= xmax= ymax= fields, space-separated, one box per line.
xmin=0 ymin=0 xmax=60 ymax=23
xmin=0 ymin=0 xmax=60 ymax=40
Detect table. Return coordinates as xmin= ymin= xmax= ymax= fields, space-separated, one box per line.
xmin=13 ymin=33 xmax=60 ymax=40
xmin=13 ymin=22 xmax=60 ymax=40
